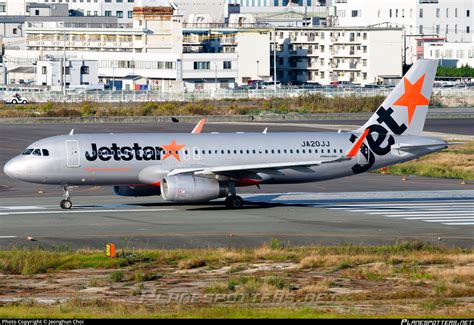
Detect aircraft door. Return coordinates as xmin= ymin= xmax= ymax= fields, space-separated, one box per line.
xmin=65 ymin=140 xmax=80 ymax=168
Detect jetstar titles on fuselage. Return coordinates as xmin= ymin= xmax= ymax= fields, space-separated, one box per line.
xmin=85 ymin=143 xmax=164 ymax=161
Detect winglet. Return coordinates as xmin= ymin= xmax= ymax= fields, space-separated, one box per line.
xmin=191 ymin=118 xmax=206 ymax=134
xmin=263 ymin=128 xmax=268 ymax=134
xmin=346 ymin=128 xmax=370 ymax=158
xmin=69 ymin=129 xmax=74 ymax=135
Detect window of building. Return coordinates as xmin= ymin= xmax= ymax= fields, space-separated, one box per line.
xmin=42 ymin=66 xmax=47 ymax=74
xmin=81 ymin=66 xmax=89 ymax=74
xmin=193 ymin=61 xmax=210 ymax=70
xmin=419 ymin=8 xmax=423 ymax=18
xmin=116 ymin=11 xmax=123 ymax=18
xmin=128 ymin=11 xmax=133 ymax=18
xmin=12 ymin=28 xmax=17 ymax=35
xmin=223 ymin=61 xmax=231 ymax=69
xmin=105 ymin=11 xmax=111 ymax=16
xmin=436 ymin=8 xmax=440 ymax=18
xmin=468 ymin=26 xmax=471 ymax=33
xmin=467 ymin=10 xmax=470 ymax=17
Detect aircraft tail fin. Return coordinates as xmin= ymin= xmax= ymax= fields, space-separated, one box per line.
xmin=358 ymin=59 xmax=438 ymax=136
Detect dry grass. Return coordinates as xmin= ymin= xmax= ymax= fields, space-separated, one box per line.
xmin=384 ymin=141 xmax=474 ymax=180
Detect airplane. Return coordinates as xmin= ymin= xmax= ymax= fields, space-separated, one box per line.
xmin=3 ymin=59 xmax=448 ymax=209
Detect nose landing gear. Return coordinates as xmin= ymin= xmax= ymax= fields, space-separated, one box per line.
xmin=60 ymin=186 xmax=73 ymax=209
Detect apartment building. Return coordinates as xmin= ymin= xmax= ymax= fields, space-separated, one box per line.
xmin=273 ymin=26 xmax=402 ymax=85
xmin=330 ymin=0 xmax=474 ymax=64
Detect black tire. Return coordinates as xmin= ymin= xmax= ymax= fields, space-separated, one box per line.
xmin=60 ymin=199 xmax=72 ymax=209
xmin=225 ymin=195 xmax=244 ymax=209
xmin=11 ymin=99 xmax=17 ymax=104
xmin=22 ymin=100 xmax=27 ymax=104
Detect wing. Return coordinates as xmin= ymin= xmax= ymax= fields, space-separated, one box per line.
xmin=167 ymin=156 xmax=350 ymax=178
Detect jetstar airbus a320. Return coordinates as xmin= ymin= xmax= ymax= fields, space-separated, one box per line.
xmin=3 ymin=60 xmax=447 ymax=209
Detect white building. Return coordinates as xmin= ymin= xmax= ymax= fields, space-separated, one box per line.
xmin=36 ymin=59 xmax=100 ymax=91
xmin=274 ymin=26 xmax=403 ymax=85
xmin=424 ymin=41 xmax=474 ymax=67
xmin=330 ymin=0 xmax=474 ymax=64
xmin=4 ymin=5 xmax=270 ymax=91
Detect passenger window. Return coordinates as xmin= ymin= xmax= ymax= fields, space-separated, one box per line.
xmin=290 ymin=149 xmax=293 ymax=154
xmin=221 ymin=150 xmax=224 ymax=154
xmin=246 ymin=150 xmax=250 ymax=154
xmin=309 ymin=149 xmax=312 ymax=154
xmin=334 ymin=149 xmax=337 ymax=153
xmin=240 ymin=150 xmax=243 ymax=154
xmin=32 ymin=149 xmax=41 ymax=156
xmin=42 ymin=149 xmax=49 ymax=156
xmin=296 ymin=150 xmax=299 ymax=154
xmin=22 ymin=149 xmax=34 ymax=155
xmin=253 ymin=150 xmax=256 ymax=154
xmin=302 ymin=150 xmax=305 ymax=154
xmin=271 ymin=150 xmax=274 ymax=154
xmin=284 ymin=149 xmax=287 ymax=154
xmin=277 ymin=150 xmax=281 ymax=154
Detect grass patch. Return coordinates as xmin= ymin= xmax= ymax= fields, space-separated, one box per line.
xmin=378 ymin=141 xmax=474 ymax=181
xmin=0 ymin=95 xmax=386 ymax=118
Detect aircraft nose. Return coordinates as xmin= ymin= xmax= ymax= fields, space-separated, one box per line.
xmin=3 ymin=158 xmax=21 ymax=178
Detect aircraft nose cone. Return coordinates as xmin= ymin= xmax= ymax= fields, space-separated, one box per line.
xmin=3 ymin=158 xmax=19 ymax=178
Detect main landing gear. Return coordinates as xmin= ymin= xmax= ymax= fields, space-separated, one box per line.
xmin=225 ymin=195 xmax=244 ymax=209
xmin=60 ymin=186 xmax=73 ymax=209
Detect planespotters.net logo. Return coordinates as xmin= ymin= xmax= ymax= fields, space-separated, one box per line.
xmin=402 ymin=320 xmax=474 ymax=325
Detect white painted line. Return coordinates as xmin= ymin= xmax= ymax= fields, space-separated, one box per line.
xmin=404 ymin=216 xmax=474 ymax=220
xmin=423 ymin=219 xmax=474 ymax=222
xmin=385 ymin=213 xmax=474 ymax=218
xmin=0 ymin=208 xmax=175 ymax=216
xmin=0 ymin=206 xmax=48 ymax=210
xmin=0 ymin=236 xmax=17 ymax=239
xmin=329 ymin=202 xmax=474 ymax=208
xmin=350 ymin=208 xmax=474 ymax=213
xmin=443 ymin=222 xmax=474 ymax=225
xmin=372 ymin=210 xmax=474 ymax=215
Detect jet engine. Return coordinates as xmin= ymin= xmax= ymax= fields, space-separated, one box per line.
xmin=113 ymin=185 xmax=161 ymax=197
xmin=161 ymin=175 xmax=229 ymax=202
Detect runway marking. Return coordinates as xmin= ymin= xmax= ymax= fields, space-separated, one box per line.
xmin=0 ymin=208 xmax=175 ymax=216
xmin=0 ymin=236 xmax=17 ymax=239
xmin=322 ymin=200 xmax=474 ymax=227
xmin=0 ymin=206 xmax=48 ymax=210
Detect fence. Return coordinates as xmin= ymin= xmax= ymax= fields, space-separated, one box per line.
xmin=2 ymin=86 xmax=474 ymax=104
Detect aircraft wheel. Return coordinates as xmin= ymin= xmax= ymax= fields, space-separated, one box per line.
xmin=60 ymin=199 xmax=72 ymax=209
xmin=225 ymin=195 xmax=244 ymax=209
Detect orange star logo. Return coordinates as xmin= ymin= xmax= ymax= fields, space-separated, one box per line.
xmin=161 ymin=140 xmax=185 ymax=161
xmin=393 ymin=74 xmax=430 ymax=125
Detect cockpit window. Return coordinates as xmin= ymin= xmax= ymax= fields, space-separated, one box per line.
xmin=21 ymin=148 xmax=49 ymax=156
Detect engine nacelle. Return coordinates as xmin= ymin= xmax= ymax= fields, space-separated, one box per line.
xmin=161 ymin=175 xmax=229 ymax=202
xmin=113 ymin=185 xmax=161 ymax=197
